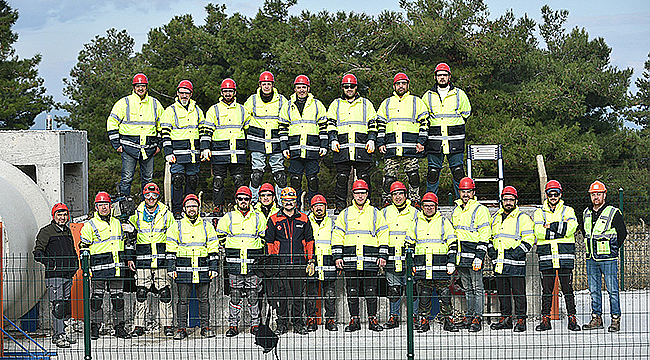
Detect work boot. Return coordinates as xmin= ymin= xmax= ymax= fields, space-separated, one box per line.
xmin=131 ymin=326 xmax=145 ymax=337
xmin=468 ymin=316 xmax=482 ymax=332
xmin=491 ymin=316 xmax=513 ymax=330
xmin=225 ymin=326 xmax=238 ymax=337
xmin=567 ymin=315 xmax=581 ymax=331
xmin=443 ymin=316 xmax=459 ymax=332
xmin=201 ymin=327 xmax=216 ymax=338
xmin=275 ymin=320 xmax=289 ymax=335
xmin=325 ymin=319 xmax=338 ymax=332
xmin=90 ymin=323 xmax=100 ymax=340
xmin=174 ymin=328 xmax=188 ymax=340
xmin=535 ymin=315 xmax=552 ymax=331
xmin=417 ymin=318 xmax=430 ymax=333
xmin=250 ymin=325 xmax=259 ymax=335
xmin=344 ymin=317 xmax=361 ymax=332
xmin=368 ymin=316 xmax=384 ymax=332
xmin=582 ymin=314 xmax=604 ymax=330
xmin=306 ymin=317 xmax=318 ymax=332
xmin=164 ymin=326 xmax=175 ymax=337
xmin=608 ymin=315 xmax=621 ymax=333
xmin=513 ymin=318 xmax=526 ymax=332
xmin=456 ymin=316 xmax=470 ymax=330
xmin=384 ymin=316 xmax=400 ymax=329
xmin=53 ymin=334 xmax=71 ymax=348
xmin=114 ymin=322 xmax=131 ymax=339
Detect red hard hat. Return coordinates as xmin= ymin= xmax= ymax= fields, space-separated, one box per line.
xmin=459 ymin=177 xmax=475 ymax=190
xmin=259 ymin=183 xmax=275 ymax=194
xmin=393 ymin=72 xmax=409 ymax=84
xmin=311 ymin=194 xmax=327 ymax=206
xmin=143 ymin=182 xmax=160 ymax=196
xmin=352 ymin=179 xmax=369 ymax=191
xmin=182 ymin=194 xmax=200 ymax=207
xmin=588 ymin=181 xmax=607 ymax=193
xmin=434 ymin=63 xmax=451 ymax=75
xmin=422 ymin=192 xmax=439 ymax=204
xmin=501 ymin=186 xmax=518 ymax=198
xmin=342 ymin=74 xmax=357 ymax=85
xmin=95 ymin=191 xmax=111 ymax=204
xmin=132 ymin=73 xmax=148 ymax=85
xmin=259 ymin=71 xmax=275 ymax=83
xmin=545 ymin=180 xmax=562 ymax=193
xmin=220 ymin=78 xmax=236 ymax=90
xmin=51 ymin=202 xmax=69 ymax=218
xmin=294 ymin=75 xmax=310 ymax=86
xmin=235 ymin=186 xmax=253 ymax=198
xmin=178 ymin=80 xmax=193 ymax=92
xmin=389 ymin=181 xmax=407 ymax=194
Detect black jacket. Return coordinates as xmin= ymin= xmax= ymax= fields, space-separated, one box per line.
xmin=33 ymin=221 xmax=79 ymax=279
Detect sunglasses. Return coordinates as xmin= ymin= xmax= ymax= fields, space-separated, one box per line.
xmin=236 ymin=196 xmax=251 ymax=201
xmin=144 ymin=193 xmax=159 ymax=199
xmin=342 ymin=84 xmax=357 ymax=89
xmin=547 ymin=192 xmax=561 ymax=198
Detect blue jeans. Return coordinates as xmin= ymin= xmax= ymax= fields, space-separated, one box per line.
xmin=250 ymin=152 xmax=285 ymax=203
xmin=120 ymin=151 xmax=154 ymax=197
xmin=427 ymin=152 xmax=464 ymax=198
xmin=586 ymin=258 xmax=621 ymax=316
xmin=386 ymin=270 xmax=418 ymax=317
xmin=458 ymin=267 xmax=484 ymax=318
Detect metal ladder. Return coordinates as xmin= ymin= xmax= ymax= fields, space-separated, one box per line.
xmin=466 ymin=145 xmax=504 ymax=204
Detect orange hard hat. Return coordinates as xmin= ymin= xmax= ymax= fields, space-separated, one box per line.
xmin=389 ymin=181 xmax=407 ymax=194
xmin=259 ymin=71 xmax=275 ymax=83
xmin=588 ymin=181 xmax=607 ymax=193
xmin=501 ymin=186 xmax=518 ymax=198
xmin=422 ymin=192 xmax=439 ymax=204
xmin=280 ymin=187 xmax=298 ymax=200
xmin=311 ymin=194 xmax=327 ymax=206
xmin=352 ymin=179 xmax=369 ymax=192
xmin=220 ymin=78 xmax=236 ymax=90
xmin=51 ymin=202 xmax=69 ymax=218
xmin=545 ymin=180 xmax=562 ymax=193
xmin=342 ymin=74 xmax=357 ymax=85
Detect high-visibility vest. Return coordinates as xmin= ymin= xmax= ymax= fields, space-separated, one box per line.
xmin=128 ymin=202 xmax=175 ymax=269
xmin=160 ymin=99 xmax=204 ymax=163
xmin=166 ymin=216 xmax=219 ymax=283
xmin=326 ymin=96 xmax=378 ymax=163
xmin=490 ymin=207 xmax=534 ymax=275
xmin=406 ymin=212 xmax=457 ymax=280
xmin=382 ymin=201 xmax=418 ymax=273
xmin=451 ymin=198 xmax=491 ymax=267
xmin=200 ymin=99 xmax=251 ymax=164
xmin=309 ymin=214 xmax=336 ymax=281
xmin=216 ymin=209 xmax=266 ymax=275
xmin=332 ymin=201 xmax=389 ymax=270
xmin=422 ymin=86 xmax=471 ymax=155
xmin=376 ymin=92 xmax=429 ymax=158
xmin=254 ymin=201 xmax=279 ymax=219
xmin=533 ymin=200 xmax=578 ymax=270
xmin=279 ymin=93 xmax=328 ymax=159
xmin=107 ymin=92 xmax=163 ymax=160
xmin=244 ymin=89 xmax=288 ymax=154
xmin=79 ymin=216 xmax=126 ymax=279
xmin=583 ymin=206 xmax=621 ymax=261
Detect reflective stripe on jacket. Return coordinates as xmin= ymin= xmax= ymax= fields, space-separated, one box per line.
xmin=107 ymin=92 xmax=163 ymax=159
xmin=245 ymin=89 xmax=288 ymax=154
xmin=407 ymin=211 xmax=457 ymax=280
xmin=200 ymin=99 xmax=251 ymax=164
xmin=278 ymin=93 xmax=328 ymax=159
xmin=583 ymin=206 xmax=620 ymax=261
xmin=79 ymin=216 xmax=126 ymax=279
xmin=451 ymin=198 xmax=491 ymax=267
xmin=326 ymin=96 xmax=378 ymax=163
xmin=489 ymin=207 xmax=534 ymax=276
xmin=533 ymin=200 xmax=577 ymax=270
xmin=422 ymin=86 xmax=471 ymax=155
xmin=216 ymin=209 xmax=266 ymax=275
xmin=160 ymin=99 xmax=204 ymax=163
xmin=382 ymin=201 xmax=418 ymax=273
xmin=129 ymin=202 xmax=175 ymax=269
xmin=166 ymin=216 xmax=219 ymax=283
xmin=309 ymin=214 xmax=336 ymax=281
xmin=376 ymin=92 xmax=429 ymax=158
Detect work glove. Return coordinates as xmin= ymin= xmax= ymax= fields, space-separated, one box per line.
xmin=209 ymin=270 xmax=218 ymax=279
xmin=283 ymin=149 xmax=290 ymax=159
xmin=331 ymin=140 xmax=340 ymax=152
xmin=472 ymin=257 xmax=483 ymax=271
xmin=201 ymin=149 xmax=211 ymax=162
xmin=168 ymin=271 xmax=177 ymax=280
xmin=447 ymin=263 xmax=456 ymax=275
xmin=306 ymin=261 xmax=315 ymax=277
xmin=319 ymin=148 xmax=327 ymax=157
xmin=121 ymin=223 xmax=135 ymax=233
xmin=165 ymin=154 xmax=176 ymax=163
xmin=365 ymin=139 xmax=375 ymax=154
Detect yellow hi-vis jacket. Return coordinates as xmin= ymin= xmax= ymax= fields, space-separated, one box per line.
xmin=422 ymin=86 xmax=471 ymax=155
xmin=128 ymin=202 xmax=175 ymax=269
xmin=376 ymin=92 xmax=429 ymax=158
xmin=245 ymin=88 xmax=288 ymax=154
xmin=451 ymin=198 xmax=491 ymax=267
xmin=278 ymin=93 xmax=328 ymax=159
xmin=533 ymin=200 xmax=578 ymax=270
xmin=160 ymin=98 xmax=204 ymax=164
xmin=382 ymin=201 xmax=418 ymax=273
xmin=332 ymin=201 xmax=389 ymax=271
xmin=107 ymin=92 xmax=164 ymax=160
xmin=200 ymin=99 xmax=251 ymax=164
xmin=309 ymin=213 xmax=336 ymax=281
xmin=489 ymin=206 xmax=534 ymax=276
xmin=406 ymin=211 xmax=457 ymax=280
xmin=326 ymin=96 xmax=378 ymax=163
xmin=79 ymin=215 xmax=126 ymax=279
xmin=216 ymin=209 xmax=266 ymax=275
xmin=166 ymin=216 xmax=219 ymax=284
xmin=583 ymin=205 xmax=623 ymax=261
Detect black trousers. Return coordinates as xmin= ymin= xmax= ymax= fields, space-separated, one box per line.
xmin=496 ymin=275 xmax=526 ymax=318
xmin=345 ymin=269 xmax=378 ymax=318
xmin=541 ymin=268 xmax=576 ymax=316
xmin=212 ymin=163 xmax=247 ymax=206
xmin=417 ymin=279 xmax=452 ymax=318
xmin=306 ymin=278 xmax=337 ymax=320
xmin=334 ymin=161 xmax=374 ymax=209
xmin=278 ymin=268 xmax=306 ymax=324
xmin=177 ymin=282 xmax=210 ymax=328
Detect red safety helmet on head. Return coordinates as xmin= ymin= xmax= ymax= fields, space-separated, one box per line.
xmin=545 ymin=180 xmax=562 ymax=193
xmin=393 ymin=72 xmax=409 ymax=84
xmin=220 ymin=78 xmax=236 ymax=90
xmin=132 ymin=73 xmax=148 ymax=85
xmin=588 ymin=180 xmax=607 ymax=193
xmin=352 ymin=179 xmax=369 ymax=192
xmin=434 ymin=63 xmax=451 ymax=75
xmin=501 ymin=186 xmax=518 ymax=198
xmin=51 ymin=203 xmax=69 ymax=218
xmin=342 ymin=74 xmax=357 ymax=85
xmin=459 ymin=177 xmax=475 ymax=190
xmin=235 ymin=186 xmax=253 ymax=198
xmin=95 ymin=191 xmax=111 ymax=204
xmin=389 ymin=181 xmax=407 ymax=194
xmin=177 ymin=80 xmax=193 ymax=92
xmin=259 ymin=71 xmax=275 ymax=83
xmin=259 ymin=183 xmax=275 ymax=194
xmin=143 ymin=182 xmax=160 ymax=196
xmin=310 ymin=194 xmax=327 ymax=206
xmin=182 ymin=194 xmax=200 ymax=207
xmin=294 ymin=75 xmax=310 ymax=86
xmin=422 ymin=192 xmax=439 ymax=204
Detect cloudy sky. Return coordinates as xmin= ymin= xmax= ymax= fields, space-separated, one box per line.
xmin=8 ymin=0 xmax=650 ymax=129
